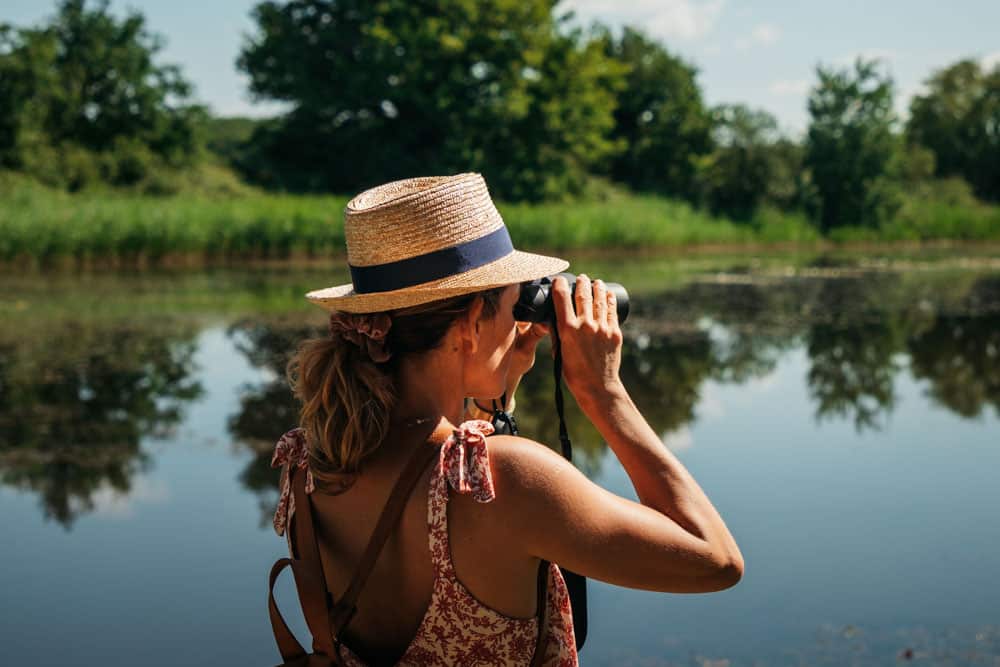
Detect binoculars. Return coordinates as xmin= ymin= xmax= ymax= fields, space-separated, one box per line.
xmin=514 ymin=273 xmax=629 ymax=324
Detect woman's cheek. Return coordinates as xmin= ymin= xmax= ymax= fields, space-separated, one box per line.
xmin=504 ymin=319 xmax=518 ymax=349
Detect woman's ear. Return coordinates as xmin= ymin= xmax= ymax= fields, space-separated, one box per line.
xmin=459 ymin=296 xmax=486 ymax=355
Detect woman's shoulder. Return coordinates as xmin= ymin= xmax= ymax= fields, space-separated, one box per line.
xmin=484 ymin=433 xmax=571 ymax=473
xmin=477 ymin=433 xmax=587 ymax=517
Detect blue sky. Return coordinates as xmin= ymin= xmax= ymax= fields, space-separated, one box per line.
xmin=4 ymin=0 xmax=999 ymax=135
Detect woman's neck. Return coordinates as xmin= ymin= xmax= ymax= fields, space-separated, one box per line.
xmin=390 ymin=347 xmax=467 ymax=428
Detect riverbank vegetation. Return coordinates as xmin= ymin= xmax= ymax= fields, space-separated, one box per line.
xmin=1 ymin=1 xmax=998 ymax=266
xmin=4 ymin=172 xmax=1000 ymax=266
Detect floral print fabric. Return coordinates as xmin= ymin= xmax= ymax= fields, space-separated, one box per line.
xmin=440 ymin=418 xmax=496 ymax=503
xmin=271 ymin=427 xmax=314 ymax=537
xmin=272 ymin=420 xmax=577 ymax=666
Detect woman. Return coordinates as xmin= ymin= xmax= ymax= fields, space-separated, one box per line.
xmin=272 ymin=173 xmax=744 ymax=666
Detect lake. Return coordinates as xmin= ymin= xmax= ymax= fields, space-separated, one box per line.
xmin=2 ymin=250 xmax=999 ymax=666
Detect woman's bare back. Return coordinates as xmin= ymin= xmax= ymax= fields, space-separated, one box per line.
xmin=309 ymin=422 xmax=542 ymax=664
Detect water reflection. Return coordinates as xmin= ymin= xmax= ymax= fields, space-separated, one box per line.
xmin=226 ymin=316 xmax=318 ymax=527
xmin=635 ymin=271 xmax=1000 ymax=431
xmin=4 ymin=267 xmax=999 ymax=527
xmin=4 ymin=261 xmax=999 ymax=667
xmin=0 ymin=321 xmax=202 ymax=527
xmin=910 ymin=312 xmax=1000 ymax=419
xmin=222 ymin=271 xmax=1000 ymax=504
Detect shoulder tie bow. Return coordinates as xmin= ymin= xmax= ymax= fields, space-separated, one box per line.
xmin=271 ymin=427 xmax=316 ymax=536
xmin=441 ymin=419 xmax=496 ymax=503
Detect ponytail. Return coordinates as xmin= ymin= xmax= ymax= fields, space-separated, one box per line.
xmin=286 ymin=287 xmax=505 ymax=489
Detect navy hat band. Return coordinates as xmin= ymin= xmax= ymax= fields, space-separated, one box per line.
xmin=349 ymin=225 xmax=514 ymax=294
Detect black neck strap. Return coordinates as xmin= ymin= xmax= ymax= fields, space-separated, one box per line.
xmin=482 ymin=312 xmax=586 ymax=651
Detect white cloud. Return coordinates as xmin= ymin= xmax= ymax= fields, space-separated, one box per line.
xmin=834 ymin=48 xmax=898 ymax=68
xmin=982 ymin=51 xmax=1000 ymax=71
xmin=768 ymin=79 xmax=811 ymax=96
xmin=751 ymin=22 xmax=780 ymax=45
xmin=745 ymin=373 xmax=778 ymax=394
xmin=735 ymin=23 xmax=780 ymax=50
xmin=561 ymin=0 xmax=725 ymax=41
xmin=697 ymin=383 xmax=726 ymax=419
xmin=87 ymin=477 xmax=170 ymax=520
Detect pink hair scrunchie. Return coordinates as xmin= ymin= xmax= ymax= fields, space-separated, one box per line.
xmin=328 ymin=311 xmax=393 ymax=363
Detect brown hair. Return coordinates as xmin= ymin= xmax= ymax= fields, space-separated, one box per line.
xmin=286 ymin=286 xmax=506 ymax=489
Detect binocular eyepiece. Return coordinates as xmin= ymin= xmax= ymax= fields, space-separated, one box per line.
xmin=514 ymin=272 xmax=629 ymax=324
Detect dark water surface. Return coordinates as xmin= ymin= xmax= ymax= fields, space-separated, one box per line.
xmin=2 ymin=252 xmax=999 ymax=666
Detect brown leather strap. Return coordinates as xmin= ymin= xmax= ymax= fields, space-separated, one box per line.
xmin=286 ymin=420 xmax=451 ymax=642
xmin=271 ymin=420 xmax=457 ymax=664
xmin=329 ymin=440 xmax=442 ymax=635
xmin=531 ymin=560 xmax=550 ymax=667
xmin=288 ymin=465 xmax=338 ymax=658
xmin=268 ymin=558 xmax=307 ymax=661
xmin=268 ymin=557 xmax=338 ymax=666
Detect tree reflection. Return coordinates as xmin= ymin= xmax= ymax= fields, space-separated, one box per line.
xmin=5 ymin=265 xmax=999 ymax=536
xmin=806 ymin=320 xmax=901 ymax=430
xmin=0 ymin=322 xmax=202 ymax=528
xmin=619 ymin=330 xmax=715 ymax=438
xmin=908 ymin=277 xmax=1000 ymax=418
xmin=225 ymin=314 xmax=725 ymax=490
xmin=802 ymin=276 xmax=906 ymax=431
xmin=225 ymin=270 xmax=1000 ymax=525
xmin=226 ymin=316 xmax=317 ymax=527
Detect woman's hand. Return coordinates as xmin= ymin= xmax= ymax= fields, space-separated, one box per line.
xmin=467 ymin=321 xmax=549 ymax=418
xmin=508 ymin=320 xmax=550 ymax=380
xmin=550 ymin=274 xmax=625 ymax=408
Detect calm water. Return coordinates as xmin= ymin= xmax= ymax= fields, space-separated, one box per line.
xmin=2 ymin=252 xmax=999 ymax=666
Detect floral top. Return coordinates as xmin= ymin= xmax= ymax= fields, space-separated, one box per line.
xmin=272 ymin=420 xmax=578 ymax=666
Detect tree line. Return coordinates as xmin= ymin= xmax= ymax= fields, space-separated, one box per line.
xmin=1 ymin=0 xmax=998 ymax=232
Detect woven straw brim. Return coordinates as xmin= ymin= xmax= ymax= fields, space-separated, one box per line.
xmin=306 ymin=250 xmax=569 ymax=313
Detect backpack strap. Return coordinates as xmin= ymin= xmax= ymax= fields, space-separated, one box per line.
xmin=287 ymin=460 xmax=337 ymax=658
xmin=268 ymin=558 xmax=307 ymax=661
xmin=269 ymin=557 xmax=340 ymax=666
xmin=328 ymin=439 xmax=442 ymax=635
xmin=270 ymin=421 xmax=449 ymax=663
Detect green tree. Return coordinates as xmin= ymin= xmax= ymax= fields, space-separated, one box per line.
xmin=700 ymin=104 xmax=780 ymax=220
xmin=0 ymin=0 xmax=204 ymax=186
xmin=805 ymin=59 xmax=899 ymax=232
xmin=199 ymin=115 xmax=264 ymax=171
xmin=601 ymin=26 xmax=712 ymax=200
xmin=765 ymin=137 xmax=809 ymax=211
xmin=237 ymin=0 xmax=624 ymax=201
xmin=907 ymin=59 xmax=1000 ymax=202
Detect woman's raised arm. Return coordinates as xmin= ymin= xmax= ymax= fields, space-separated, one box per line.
xmin=486 ymin=274 xmax=744 ymax=593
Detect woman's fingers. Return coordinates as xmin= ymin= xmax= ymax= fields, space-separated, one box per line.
xmin=575 ymin=274 xmax=593 ymax=323
xmin=516 ymin=321 xmax=549 ymax=346
xmin=594 ymin=279 xmax=607 ymax=324
xmin=552 ymin=276 xmax=576 ymax=327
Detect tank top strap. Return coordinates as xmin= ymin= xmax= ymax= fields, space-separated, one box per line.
xmin=427 ymin=419 xmax=497 ymax=577
xmin=270 ymin=427 xmax=315 ymax=538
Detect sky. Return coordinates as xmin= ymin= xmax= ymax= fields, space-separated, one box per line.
xmin=3 ymin=0 xmax=999 ymax=136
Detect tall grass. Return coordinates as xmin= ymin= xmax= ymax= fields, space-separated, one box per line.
xmin=0 ymin=175 xmax=347 ymax=264
xmin=501 ymin=195 xmax=762 ymax=247
xmin=2 ymin=172 xmax=998 ymax=267
xmin=829 ymin=178 xmax=1000 ymax=242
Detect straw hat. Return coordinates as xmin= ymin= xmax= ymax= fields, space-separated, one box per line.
xmin=306 ymin=173 xmax=569 ymax=313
